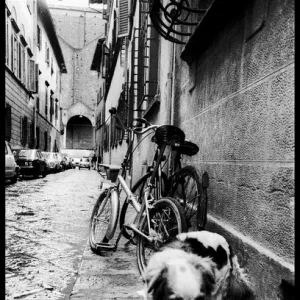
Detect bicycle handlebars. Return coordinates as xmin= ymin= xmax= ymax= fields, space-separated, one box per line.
xmin=109 ymin=107 xmax=158 ymax=135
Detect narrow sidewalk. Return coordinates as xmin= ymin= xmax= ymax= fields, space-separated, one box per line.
xmin=70 ymin=179 xmax=144 ymax=300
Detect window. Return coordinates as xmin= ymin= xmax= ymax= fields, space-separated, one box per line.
xmin=5 ymin=104 xmax=12 ymax=142
xmin=35 ymin=64 xmax=39 ymax=93
xmin=45 ymin=42 xmax=50 ymax=64
xmin=50 ymin=95 xmax=54 ymax=123
xmin=5 ymin=8 xmax=11 ymax=66
xmin=44 ymin=131 xmax=48 ymax=151
xmin=36 ymin=126 xmax=40 ymax=149
xmin=36 ymin=97 xmax=40 ymax=113
xmin=51 ymin=57 xmax=54 ymax=75
xmin=21 ymin=116 xmax=28 ymax=146
xmin=28 ymin=59 xmax=36 ymax=92
xmin=55 ymin=101 xmax=58 ymax=122
xmin=28 ymin=122 xmax=34 ymax=148
xmin=21 ymin=45 xmax=26 ymax=84
xmin=12 ymin=34 xmax=19 ymax=76
xmin=102 ymin=44 xmax=110 ymax=79
xmin=118 ymin=0 xmax=129 ymax=37
xmin=37 ymin=26 xmax=42 ymax=50
xmin=45 ymin=86 xmax=48 ymax=118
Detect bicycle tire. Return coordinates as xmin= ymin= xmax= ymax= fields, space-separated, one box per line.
xmin=89 ymin=189 xmax=119 ymax=254
xmin=136 ymin=197 xmax=187 ymax=274
xmin=171 ymin=165 xmax=205 ymax=231
xmin=119 ymin=171 xmax=169 ymax=241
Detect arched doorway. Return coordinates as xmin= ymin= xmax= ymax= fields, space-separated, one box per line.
xmin=66 ymin=115 xmax=93 ymax=149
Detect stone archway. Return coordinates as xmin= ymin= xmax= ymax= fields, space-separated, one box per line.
xmin=66 ymin=115 xmax=93 ymax=149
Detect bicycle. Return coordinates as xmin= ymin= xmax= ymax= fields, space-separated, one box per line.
xmin=120 ymin=120 xmax=209 ymax=235
xmin=89 ymin=108 xmax=187 ymax=274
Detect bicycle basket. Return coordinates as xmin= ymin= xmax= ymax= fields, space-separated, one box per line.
xmin=177 ymin=140 xmax=199 ymax=156
xmin=151 ymin=125 xmax=185 ymax=146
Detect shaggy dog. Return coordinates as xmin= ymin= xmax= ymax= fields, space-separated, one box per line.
xmin=141 ymin=231 xmax=255 ymax=300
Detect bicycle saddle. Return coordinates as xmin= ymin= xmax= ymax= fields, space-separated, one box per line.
xmin=151 ymin=125 xmax=185 ymax=146
xmin=176 ymin=140 xmax=199 ymax=156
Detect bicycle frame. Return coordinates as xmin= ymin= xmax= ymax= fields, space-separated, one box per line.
xmin=97 ymin=113 xmax=163 ymax=251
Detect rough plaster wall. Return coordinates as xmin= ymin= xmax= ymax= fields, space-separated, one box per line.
xmin=131 ymin=38 xmax=174 ymax=183
xmin=174 ymin=0 xmax=294 ymax=295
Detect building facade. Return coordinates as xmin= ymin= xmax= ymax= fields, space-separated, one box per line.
xmin=97 ymin=0 xmax=294 ymax=298
xmin=5 ymin=0 xmax=66 ymax=152
xmin=48 ymin=4 xmax=106 ymax=154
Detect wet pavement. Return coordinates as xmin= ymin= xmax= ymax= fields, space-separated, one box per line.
xmin=5 ymin=169 xmax=143 ymax=300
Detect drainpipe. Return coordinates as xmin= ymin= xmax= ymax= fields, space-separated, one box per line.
xmin=170 ymin=43 xmax=176 ymax=125
xmin=167 ymin=42 xmax=176 ymax=175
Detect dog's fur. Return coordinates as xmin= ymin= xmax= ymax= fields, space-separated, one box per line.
xmin=142 ymin=231 xmax=255 ymax=300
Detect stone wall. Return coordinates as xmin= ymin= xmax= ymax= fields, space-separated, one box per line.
xmin=174 ymin=0 xmax=294 ymax=297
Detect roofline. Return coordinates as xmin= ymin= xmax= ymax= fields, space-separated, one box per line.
xmin=37 ymin=0 xmax=67 ymax=73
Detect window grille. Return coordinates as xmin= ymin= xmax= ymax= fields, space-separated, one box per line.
xmin=149 ymin=0 xmax=207 ymax=44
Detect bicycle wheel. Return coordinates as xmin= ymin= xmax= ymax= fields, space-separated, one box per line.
xmin=119 ymin=171 xmax=168 ymax=241
xmin=136 ymin=197 xmax=187 ymax=274
xmin=89 ymin=189 xmax=119 ymax=254
xmin=171 ymin=165 xmax=205 ymax=231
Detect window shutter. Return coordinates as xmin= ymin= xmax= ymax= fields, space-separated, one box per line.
xmin=35 ymin=63 xmax=39 ymax=93
xmin=29 ymin=59 xmax=36 ymax=92
xmin=5 ymin=9 xmax=10 ymax=66
xmin=118 ymin=0 xmax=129 ymax=37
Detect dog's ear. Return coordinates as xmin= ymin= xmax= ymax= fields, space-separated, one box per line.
xmin=201 ymin=265 xmax=216 ymax=295
xmin=147 ymin=267 xmax=169 ymax=300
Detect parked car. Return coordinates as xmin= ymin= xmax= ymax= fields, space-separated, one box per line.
xmin=14 ymin=149 xmax=47 ymax=178
xmin=5 ymin=141 xmax=19 ymax=183
xmin=71 ymin=157 xmax=81 ymax=169
xmin=79 ymin=157 xmax=91 ymax=170
xmin=42 ymin=152 xmax=61 ymax=173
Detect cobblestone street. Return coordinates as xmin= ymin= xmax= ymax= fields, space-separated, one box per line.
xmin=5 ymin=169 xmax=143 ymax=300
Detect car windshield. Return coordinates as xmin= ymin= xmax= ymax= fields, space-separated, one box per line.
xmin=81 ymin=158 xmax=89 ymax=162
xmin=15 ymin=150 xmax=34 ymax=159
